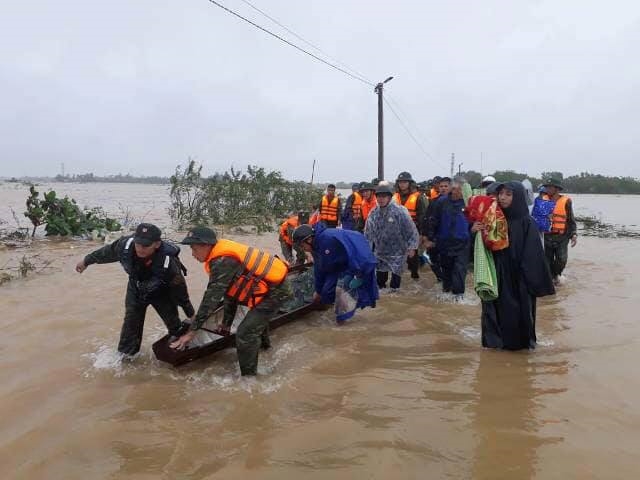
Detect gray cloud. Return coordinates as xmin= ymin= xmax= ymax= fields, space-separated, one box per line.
xmin=1 ymin=0 xmax=639 ymax=180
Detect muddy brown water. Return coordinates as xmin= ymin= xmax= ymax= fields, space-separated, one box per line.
xmin=1 ymin=183 xmax=639 ymax=479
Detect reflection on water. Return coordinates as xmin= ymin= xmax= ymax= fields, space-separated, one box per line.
xmin=2 ymin=183 xmax=640 ymax=478
xmin=470 ymin=351 xmax=567 ymax=480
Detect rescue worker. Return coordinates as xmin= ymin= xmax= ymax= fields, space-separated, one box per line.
xmin=416 ymin=181 xmax=429 ymax=198
xmin=358 ymin=182 xmax=378 ymax=232
xmin=75 ymin=223 xmax=194 ymax=356
xmin=278 ymin=211 xmax=310 ymax=265
xmin=170 ymin=227 xmax=292 ymax=376
xmin=366 ymin=183 xmax=420 ymax=291
xmin=292 ymin=223 xmax=378 ymax=321
xmin=542 ymin=178 xmax=577 ymax=284
xmin=319 ymin=184 xmax=341 ymax=228
xmin=393 ymin=171 xmax=429 ymax=279
xmin=426 ymin=181 xmax=471 ymax=299
xmin=341 ymin=183 xmax=362 ymax=231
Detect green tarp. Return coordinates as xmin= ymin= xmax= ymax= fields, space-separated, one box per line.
xmin=473 ymin=233 xmax=498 ymax=301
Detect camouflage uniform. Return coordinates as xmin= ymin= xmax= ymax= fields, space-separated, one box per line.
xmin=395 ymin=191 xmax=429 ymax=278
xmin=191 ymin=256 xmax=292 ymax=375
xmin=544 ymin=197 xmax=577 ymax=278
xmin=84 ymin=236 xmax=194 ymax=355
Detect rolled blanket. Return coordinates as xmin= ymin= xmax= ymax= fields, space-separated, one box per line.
xmin=473 ymin=233 xmax=498 ymax=301
xmin=465 ymin=196 xmax=509 ymax=251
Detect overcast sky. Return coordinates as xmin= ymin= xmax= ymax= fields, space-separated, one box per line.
xmin=1 ymin=0 xmax=639 ymax=181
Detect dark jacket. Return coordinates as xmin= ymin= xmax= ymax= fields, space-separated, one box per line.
xmin=426 ymin=195 xmax=470 ymax=255
xmin=84 ymin=235 xmax=194 ymax=315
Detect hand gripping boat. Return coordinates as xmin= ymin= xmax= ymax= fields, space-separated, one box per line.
xmin=152 ymin=263 xmax=317 ymax=367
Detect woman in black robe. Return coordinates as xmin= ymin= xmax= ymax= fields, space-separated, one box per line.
xmin=480 ymin=181 xmax=555 ymax=350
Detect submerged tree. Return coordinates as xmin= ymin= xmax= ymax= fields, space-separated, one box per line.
xmin=169 ymin=160 xmax=323 ymax=232
xmin=24 ymin=186 xmax=121 ymax=237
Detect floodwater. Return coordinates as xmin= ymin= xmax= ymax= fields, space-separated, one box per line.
xmin=1 ymin=182 xmax=639 ymax=479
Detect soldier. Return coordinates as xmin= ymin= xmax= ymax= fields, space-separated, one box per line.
xmin=542 ymin=178 xmax=578 ymax=284
xmin=170 ymin=227 xmax=291 ymax=376
xmin=75 ymin=223 xmax=194 ymax=356
xmin=278 ymin=211 xmax=310 ymax=265
xmin=393 ymin=171 xmax=429 ymax=279
xmin=319 ymin=184 xmax=341 ymax=228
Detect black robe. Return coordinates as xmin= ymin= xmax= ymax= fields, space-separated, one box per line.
xmin=481 ymin=181 xmax=555 ymax=350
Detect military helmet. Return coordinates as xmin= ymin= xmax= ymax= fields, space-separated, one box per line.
xmin=396 ymin=171 xmax=413 ymax=182
xmin=181 ymin=226 xmax=217 ymax=245
xmin=375 ymin=184 xmax=394 ymax=196
xmin=292 ymin=224 xmax=315 ymax=244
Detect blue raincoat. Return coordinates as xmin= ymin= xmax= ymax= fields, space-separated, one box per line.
xmin=531 ymin=197 xmax=555 ymax=232
xmin=312 ymin=224 xmax=378 ymax=321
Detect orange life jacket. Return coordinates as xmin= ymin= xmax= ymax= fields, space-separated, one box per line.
xmin=320 ymin=195 xmax=339 ymax=222
xmin=309 ymin=210 xmax=320 ymax=226
xmin=204 ymin=239 xmax=288 ymax=308
xmin=360 ymin=196 xmax=378 ymax=221
xmin=393 ymin=191 xmax=420 ymax=222
xmin=430 ymin=188 xmax=439 ymax=200
xmin=550 ymin=195 xmax=569 ymax=234
xmin=279 ymin=215 xmax=299 ymax=246
xmin=351 ymin=192 xmax=363 ymax=219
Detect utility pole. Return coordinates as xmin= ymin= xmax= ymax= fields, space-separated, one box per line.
xmin=375 ymin=76 xmax=394 ymax=181
xmin=458 ymin=163 xmax=463 ymax=175
xmin=310 ymin=158 xmax=316 ymax=185
xmin=450 ymin=153 xmax=455 ymax=177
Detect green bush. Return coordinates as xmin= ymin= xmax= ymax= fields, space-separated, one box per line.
xmin=24 ymin=186 xmax=122 ymax=237
xmin=169 ymin=160 xmax=323 ymax=232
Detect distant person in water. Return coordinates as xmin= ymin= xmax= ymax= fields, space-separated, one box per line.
xmin=75 ymin=223 xmax=194 ymax=356
xmin=541 ymin=178 xmax=577 ymax=284
xmin=475 ymin=182 xmax=555 ymax=350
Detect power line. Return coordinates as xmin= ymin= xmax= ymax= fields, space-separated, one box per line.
xmin=386 ymin=92 xmax=437 ymax=150
xmin=205 ymin=0 xmax=375 ymax=86
xmin=237 ymin=0 xmax=374 ymax=85
xmin=383 ymin=97 xmax=447 ymax=169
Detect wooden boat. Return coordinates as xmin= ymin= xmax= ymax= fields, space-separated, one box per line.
xmin=152 ymin=263 xmax=317 ymax=367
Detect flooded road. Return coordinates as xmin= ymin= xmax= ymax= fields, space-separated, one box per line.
xmin=1 ymin=182 xmax=639 ymax=479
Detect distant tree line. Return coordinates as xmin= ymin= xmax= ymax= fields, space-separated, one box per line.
xmin=333 ymin=170 xmax=640 ymax=194
xmin=53 ymin=173 xmax=170 ymax=184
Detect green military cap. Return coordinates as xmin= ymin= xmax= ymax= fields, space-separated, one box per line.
xmin=543 ymin=178 xmax=564 ymax=190
xmin=181 ymin=226 xmax=218 ymax=245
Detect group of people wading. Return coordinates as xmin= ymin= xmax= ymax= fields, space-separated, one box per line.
xmin=76 ymin=173 xmax=577 ymax=375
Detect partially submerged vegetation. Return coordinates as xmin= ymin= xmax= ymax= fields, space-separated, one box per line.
xmin=576 ymin=215 xmax=640 ymax=239
xmin=0 ymin=253 xmax=54 ymax=285
xmin=24 ymin=185 xmax=122 ymax=237
xmin=169 ymin=159 xmax=323 ymax=232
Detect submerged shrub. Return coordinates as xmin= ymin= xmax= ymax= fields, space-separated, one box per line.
xmin=169 ymin=160 xmax=323 ymax=233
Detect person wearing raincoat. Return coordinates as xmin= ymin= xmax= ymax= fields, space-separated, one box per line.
xmin=292 ymin=223 xmax=378 ymax=322
xmin=364 ymin=184 xmax=420 ymax=291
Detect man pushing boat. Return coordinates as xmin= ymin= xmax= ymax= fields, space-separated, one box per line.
xmin=170 ymin=227 xmax=291 ymax=376
xmin=292 ymin=223 xmax=378 ymax=322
